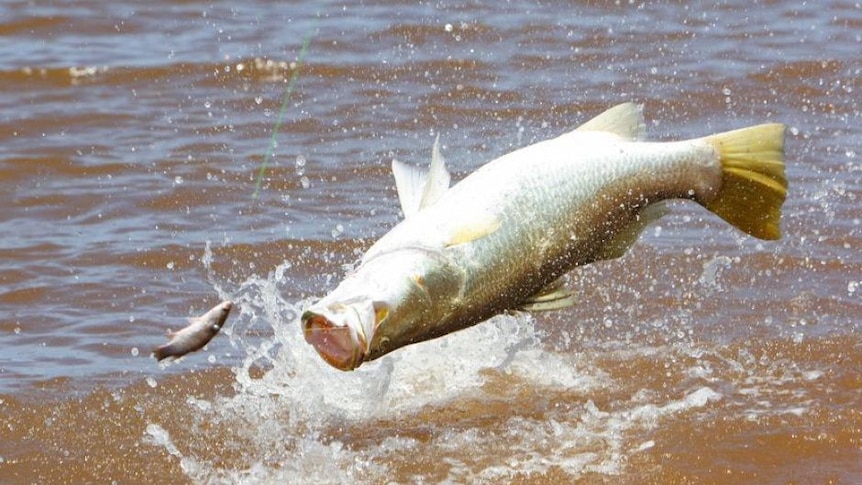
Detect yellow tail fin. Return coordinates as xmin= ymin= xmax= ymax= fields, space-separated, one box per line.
xmin=703 ymin=123 xmax=787 ymax=240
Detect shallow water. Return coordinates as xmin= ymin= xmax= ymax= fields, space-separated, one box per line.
xmin=1 ymin=1 xmax=860 ymax=483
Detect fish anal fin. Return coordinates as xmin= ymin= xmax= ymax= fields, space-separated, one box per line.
xmin=594 ymin=202 xmax=669 ymax=261
xmin=520 ymin=278 xmax=577 ymax=312
xmin=575 ymin=102 xmax=646 ymax=141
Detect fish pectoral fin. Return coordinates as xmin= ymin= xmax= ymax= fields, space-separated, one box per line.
xmin=520 ymin=278 xmax=577 ymax=311
xmin=593 ymin=202 xmax=669 ymax=262
xmin=391 ymin=135 xmax=451 ymax=218
xmin=445 ymin=213 xmax=501 ymax=247
xmin=574 ymin=102 xmax=646 ymax=141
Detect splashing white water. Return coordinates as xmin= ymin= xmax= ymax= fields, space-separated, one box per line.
xmin=140 ymin=244 xmax=831 ymax=484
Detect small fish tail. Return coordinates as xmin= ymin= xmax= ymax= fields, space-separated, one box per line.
xmin=152 ymin=345 xmax=172 ymax=361
xmin=702 ymin=123 xmax=787 ymax=240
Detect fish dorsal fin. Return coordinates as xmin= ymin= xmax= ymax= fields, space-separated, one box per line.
xmin=424 ymin=136 xmax=451 ymax=207
xmin=520 ymin=277 xmax=577 ymax=312
xmin=391 ymin=135 xmax=451 ymax=218
xmin=575 ymin=102 xmax=646 ymax=141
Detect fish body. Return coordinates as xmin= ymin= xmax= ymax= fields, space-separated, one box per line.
xmin=153 ymin=300 xmax=233 ymax=361
xmin=302 ymin=103 xmax=786 ymax=370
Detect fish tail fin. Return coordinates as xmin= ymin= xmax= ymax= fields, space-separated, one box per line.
xmin=152 ymin=345 xmax=172 ymax=361
xmin=702 ymin=123 xmax=787 ymax=240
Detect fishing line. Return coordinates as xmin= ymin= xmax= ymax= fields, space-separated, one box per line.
xmin=252 ymin=34 xmax=313 ymax=199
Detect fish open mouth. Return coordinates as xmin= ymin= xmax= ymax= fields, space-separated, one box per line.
xmin=302 ymin=311 xmax=366 ymax=370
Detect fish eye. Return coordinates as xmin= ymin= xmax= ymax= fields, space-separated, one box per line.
xmin=378 ymin=336 xmax=391 ymax=353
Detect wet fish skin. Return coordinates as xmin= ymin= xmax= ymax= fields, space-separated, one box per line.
xmin=153 ymin=300 xmax=233 ymax=361
xmin=302 ymin=103 xmax=787 ymax=371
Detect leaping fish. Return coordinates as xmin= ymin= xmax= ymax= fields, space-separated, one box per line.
xmin=301 ymin=103 xmax=787 ymax=370
xmin=153 ymin=300 xmax=233 ymax=361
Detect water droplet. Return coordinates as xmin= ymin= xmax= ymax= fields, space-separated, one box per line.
xmin=699 ymin=256 xmax=732 ymax=292
xmin=254 ymin=96 xmax=263 ymax=105
xmin=295 ymin=155 xmax=307 ymax=177
xmin=331 ymin=224 xmax=345 ymax=238
xmin=174 ymin=175 xmax=183 ymax=185
xmin=146 ymin=377 xmax=158 ymax=388
xmin=300 ymin=176 xmax=310 ymax=189
xmin=131 ymin=347 xmax=139 ymax=356
xmin=444 ymin=23 xmax=453 ymax=32
xmin=166 ymin=261 xmax=175 ymax=270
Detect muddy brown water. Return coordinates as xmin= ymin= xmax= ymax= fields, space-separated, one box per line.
xmin=1 ymin=1 xmax=859 ymax=483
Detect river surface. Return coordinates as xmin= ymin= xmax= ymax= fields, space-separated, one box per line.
xmin=1 ymin=1 xmax=860 ymax=483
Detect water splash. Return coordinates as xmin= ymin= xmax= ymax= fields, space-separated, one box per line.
xmin=698 ymin=255 xmax=733 ymax=294
xmin=140 ymin=240 xmax=842 ymax=484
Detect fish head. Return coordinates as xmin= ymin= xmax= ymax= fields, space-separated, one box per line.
xmin=301 ymin=272 xmax=419 ymax=370
xmin=215 ymin=299 xmax=233 ymax=323
xmin=302 ymin=248 xmax=458 ymax=370
xmin=205 ymin=300 xmax=234 ymax=334
xmin=301 ymin=296 xmax=379 ymax=370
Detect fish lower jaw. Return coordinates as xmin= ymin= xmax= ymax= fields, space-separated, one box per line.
xmin=301 ymin=312 xmax=366 ymax=371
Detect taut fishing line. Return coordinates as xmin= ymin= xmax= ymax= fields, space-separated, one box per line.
xmin=253 ymin=34 xmax=313 ymax=199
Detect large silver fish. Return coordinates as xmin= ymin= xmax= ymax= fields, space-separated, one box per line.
xmin=302 ymin=103 xmax=786 ymax=370
xmin=153 ymin=300 xmax=233 ymax=361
